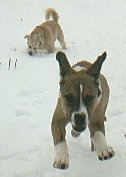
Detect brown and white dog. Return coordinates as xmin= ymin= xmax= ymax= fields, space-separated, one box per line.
xmin=24 ymin=8 xmax=66 ymax=55
xmin=51 ymin=51 xmax=115 ymax=170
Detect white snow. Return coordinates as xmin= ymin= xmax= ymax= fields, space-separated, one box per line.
xmin=0 ymin=0 xmax=126 ymax=176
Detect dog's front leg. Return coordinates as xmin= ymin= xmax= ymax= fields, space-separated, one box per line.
xmin=51 ymin=120 xmax=69 ymax=169
xmin=89 ymin=109 xmax=115 ymax=160
xmin=91 ymin=131 xmax=115 ymax=160
xmin=51 ymin=101 xmax=69 ymax=169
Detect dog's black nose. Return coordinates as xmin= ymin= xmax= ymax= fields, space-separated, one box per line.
xmin=72 ymin=113 xmax=87 ymax=134
xmin=29 ymin=51 xmax=33 ymax=56
xmin=74 ymin=113 xmax=86 ymax=125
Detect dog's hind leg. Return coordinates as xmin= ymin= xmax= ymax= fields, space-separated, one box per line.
xmin=57 ymin=30 xmax=66 ymax=49
xmin=51 ymin=99 xmax=69 ymax=170
xmin=44 ymin=43 xmax=55 ymax=53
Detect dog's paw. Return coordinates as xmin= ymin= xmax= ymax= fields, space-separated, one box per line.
xmin=53 ymin=158 xmax=69 ymax=170
xmin=53 ymin=141 xmax=69 ymax=170
xmin=97 ymin=145 xmax=115 ymax=161
xmin=91 ymin=131 xmax=115 ymax=161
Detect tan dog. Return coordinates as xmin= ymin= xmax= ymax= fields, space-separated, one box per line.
xmin=24 ymin=8 xmax=66 ymax=55
xmin=51 ymin=51 xmax=115 ymax=170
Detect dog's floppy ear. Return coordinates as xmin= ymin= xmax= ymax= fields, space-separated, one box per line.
xmin=86 ymin=52 xmax=107 ymax=80
xmin=24 ymin=35 xmax=30 ymax=39
xmin=56 ymin=51 xmax=73 ymax=77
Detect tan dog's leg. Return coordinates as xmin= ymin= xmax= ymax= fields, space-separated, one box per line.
xmin=44 ymin=42 xmax=55 ymax=53
xmin=51 ymin=99 xmax=69 ymax=169
xmin=88 ymin=104 xmax=115 ymax=160
xmin=57 ymin=30 xmax=66 ymax=49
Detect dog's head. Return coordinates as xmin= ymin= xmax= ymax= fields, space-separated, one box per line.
xmin=56 ymin=51 xmax=107 ymax=136
xmin=24 ymin=33 xmax=44 ymax=55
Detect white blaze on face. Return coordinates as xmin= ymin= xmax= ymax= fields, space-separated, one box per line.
xmin=73 ymin=65 xmax=86 ymax=72
xmin=71 ymin=84 xmax=89 ymax=127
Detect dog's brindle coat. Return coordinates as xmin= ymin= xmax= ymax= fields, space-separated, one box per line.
xmin=51 ymin=51 xmax=115 ymax=169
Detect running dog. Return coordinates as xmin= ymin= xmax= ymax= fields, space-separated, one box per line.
xmin=51 ymin=51 xmax=115 ymax=169
xmin=24 ymin=8 xmax=66 ymax=55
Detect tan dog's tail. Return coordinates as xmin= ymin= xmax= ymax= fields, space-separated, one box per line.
xmin=45 ymin=8 xmax=59 ymax=22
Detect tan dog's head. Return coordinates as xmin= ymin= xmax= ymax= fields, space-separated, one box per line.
xmin=24 ymin=33 xmax=43 ymax=55
xmin=56 ymin=51 xmax=107 ymax=136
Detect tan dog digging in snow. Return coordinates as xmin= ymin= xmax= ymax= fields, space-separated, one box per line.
xmin=24 ymin=8 xmax=66 ymax=55
xmin=51 ymin=51 xmax=115 ymax=170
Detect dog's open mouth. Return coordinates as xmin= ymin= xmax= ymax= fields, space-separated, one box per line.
xmin=72 ymin=125 xmax=86 ymax=132
xmin=71 ymin=124 xmax=87 ymax=137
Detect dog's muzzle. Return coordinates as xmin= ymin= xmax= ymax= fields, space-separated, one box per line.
xmin=71 ymin=113 xmax=87 ymax=137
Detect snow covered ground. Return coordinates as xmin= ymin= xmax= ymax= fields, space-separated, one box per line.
xmin=0 ymin=0 xmax=126 ymax=176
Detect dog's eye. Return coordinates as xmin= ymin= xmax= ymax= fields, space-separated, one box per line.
xmin=64 ymin=94 xmax=80 ymax=110
xmin=65 ymin=95 xmax=75 ymax=102
xmin=34 ymin=47 xmax=37 ymax=50
xmin=29 ymin=45 xmax=32 ymax=49
xmin=65 ymin=94 xmax=79 ymax=106
xmin=85 ymin=95 xmax=95 ymax=106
